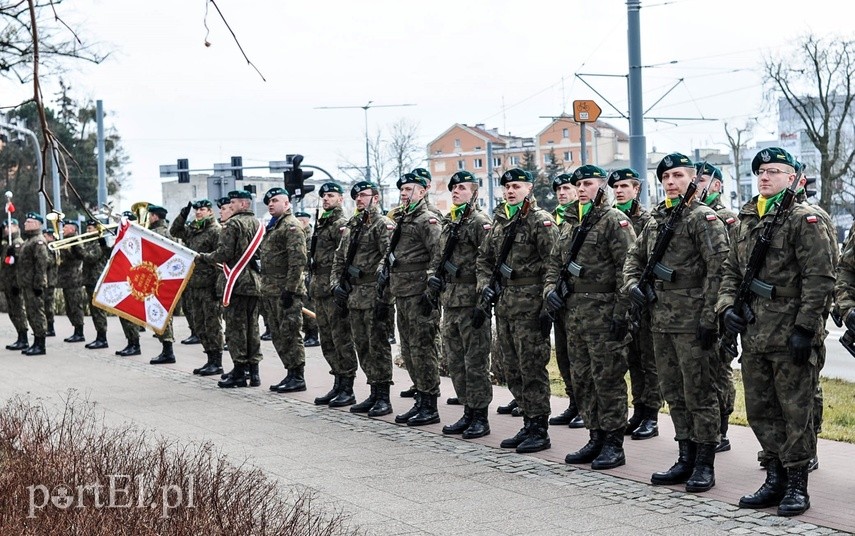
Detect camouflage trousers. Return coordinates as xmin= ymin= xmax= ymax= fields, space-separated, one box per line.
xmin=85 ymin=285 xmax=108 ymax=334
xmin=23 ymin=288 xmax=47 ymax=338
xmin=4 ymin=288 xmax=28 ymax=333
xmin=812 ymin=342 xmax=826 ymax=434
xmin=743 ymin=349 xmax=817 ymax=467
xmin=349 ymin=306 xmax=392 ymax=385
xmin=61 ymin=286 xmax=85 ymax=328
xmin=44 ymin=287 xmax=56 ymax=324
xmin=396 ymin=295 xmax=440 ymax=396
xmin=264 ymin=295 xmax=305 ymax=369
xmin=652 ymin=332 xmax=720 ymax=445
xmin=181 ymin=292 xmax=195 ymax=333
xmin=443 ymin=306 xmax=492 ymax=409
xmin=186 ymin=287 xmax=224 ymax=353
xmin=316 ymin=295 xmax=358 ymax=378
xmin=496 ymin=313 xmax=552 ymax=418
xmin=627 ymin=316 xmax=662 ymax=410
xmin=553 ymin=315 xmax=576 ymax=399
xmin=303 ymin=295 xmax=319 ymax=336
xmin=714 ymin=350 xmax=736 ymax=419
xmin=223 ymin=295 xmax=262 ymax=366
xmin=155 ymin=317 xmax=174 ymax=343
xmin=120 ymin=317 xmax=140 ymax=344
xmin=567 ymin=327 xmax=629 ymax=433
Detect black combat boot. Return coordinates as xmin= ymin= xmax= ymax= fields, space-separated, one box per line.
xmin=716 ymin=413 xmax=731 ymax=452
xmin=462 ymin=407 xmax=491 ymax=439
xmin=276 ymin=365 xmax=305 ymax=392
xmin=511 ymin=406 xmax=524 ymax=417
xmin=115 ymin=342 xmax=141 ymax=356
xmin=218 ymin=364 xmax=247 ymax=388
xmin=85 ymin=331 xmax=109 ymax=349
xmin=624 ymin=404 xmax=644 ymax=435
xmin=565 ymin=430 xmax=605 ymax=464
xmin=46 ymin=321 xmax=55 ymax=337
xmin=222 ymin=365 xmax=248 ymax=380
xmin=568 ymin=414 xmax=585 ymax=428
xmin=549 ymin=397 xmax=580 ymax=426
xmin=260 ymin=327 xmax=272 ymax=341
xmin=248 ymin=364 xmax=261 ymax=387
xmin=368 ymin=383 xmax=393 ymax=417
xmin=150 ymin=341 xmax=176 ymax=364
xmin=64 ymin=325 xmax=85 ymax=343
xmin=592 ymin=430 xmax=626 ymax=470
xmin=500 ymin=417 xmax=530 ymax=449
xmin=395 ymin=392 xmax=422 ymax=423
xmin=446 ymin=397 xmax=460 ymax=405
xmin=516 ymin=415 xmax=550 ymax=453
xmin=408 ymin=393 xmax=440 ymax=426
xmin=686 ymin=443 xmax=716 ymax=492
xmin=399 ymin=385 xmax=417 ymax=398
xmin=269 ymin=370 xmax=292 ymax=391
xmin=330 ymin=377 xmax=357 ymax=408
xmin=632 ymin=406 xmax=659 ymax=440
xmin=198 ymin=352 xmax=224 ymax=376
xmin=496 ymin=399 xmax=518 ymax=415
xmin=6 ymin=331 xmax=28 ymax=351
xmin=315 ymin=375 xmax=341 ymax=405
xmin=443 ymin=406 xmax=473 ymax=435
xmin=777 ymin=464 xmax=810 ymax=517
xmin=350 ymin=384 xmax=377 ymax=413
xmin=22 ymin=336 xmax=46 ymax=356
xmin=739 ymin=458 xmax=786 ymax=509
xmin=180 ymin=333 xmax=200 ymax=345
xmin=193 ymin=353 xmax=214 ymax=375
xmin=651 ymin=440 xmax=696 ymax=485
xmin=303 ymin=330 xmax=320 ymax=347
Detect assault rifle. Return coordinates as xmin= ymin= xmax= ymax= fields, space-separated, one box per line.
xmin=547 ymin=186 xmax=606 ymax=315
xmin=628 ymin=166 xmax=703 ymax=332
xmin=472 ymin=195 xmax=532 ymax=328
xmin=306 ymin=206 xmax=320 ymax=295
xmin=376 ymin=196 xmax=410 ymax=302
xmin=333 ymin=198 xmax=373 ymax=318
xmin=424 ymin=193 xmax=478 ymax=311
xmin=719 ymin=169 xmax=801 ymax=358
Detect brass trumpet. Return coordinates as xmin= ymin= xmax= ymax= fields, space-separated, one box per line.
xmin=131 ymin=201 xmax=151 ymax=228
xmin=45 ymin=210 xmax=65 ymax=238
xmin=48 ymin=223 xmax=119 ymax=251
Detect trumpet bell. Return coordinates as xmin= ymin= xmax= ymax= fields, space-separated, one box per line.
xmin=130 ymin=201 xmax=151 ymax=228
xmin=46 ymin=210 xmax=65 ymax=238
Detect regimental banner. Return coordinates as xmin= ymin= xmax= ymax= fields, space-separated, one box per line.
xmin=92 ymin=221 xmax=196 ymax=334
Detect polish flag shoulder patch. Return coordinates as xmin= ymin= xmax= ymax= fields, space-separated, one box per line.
xmin=339 ymin=226 xmax=347 ymax=233
xmin=725 ymin=217 xmax=737 ymax=225
xmin=806 ymin=215 xmax=818 ymax=224
xmin=543 ymin=220 xmax=552 ymax=227
xmin=428 ymin=218 xmax=438 ymax=225
xmin=706 ymin=214 xmax=718 ymax=221
xmin=483 ymin=224 xmax=492 ymax=231
xmin=386 ymin=224 xmax=395 ymax=230
xmin=619 ymin=220 xmax=630 ymax=228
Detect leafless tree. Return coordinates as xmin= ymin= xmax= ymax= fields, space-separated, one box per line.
xmin=723 ymin=121 xmax=754 ymax=204
xmin=385 ymin=118 xmax=422 ymax=184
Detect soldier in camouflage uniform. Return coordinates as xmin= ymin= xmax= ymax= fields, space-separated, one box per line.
xmin=58 ymin=221 xmax=87 ymax=343
xmin=611 ymin=168 xmax=660 ymax=440
xmin=81 ymin=220 xmax=112 ymax=349
xmin=331 ymin=181 xmax=394 ymax=416
xmin=476 ymin=168 xmax=557 ymax=454
xmin=544 ymin=165 xmax=636 ymax=470
xmin=309 ymin=182 xmax=359 ymax=407
xmin=147 ymin=206 xmax=177 ymax=364
xmin=17 ymin=212 xmax=51 ymax=355
xmin=171 ymin=199 xmax=224 ymax=375
xmin=624 ymin=153 xmax=728 ymax=493
xmin=42 ymin=229 xmax=58 ymax=337
xmin=696 ymin=162 xmax=739 ymax=454
xmin=382 ymin=173 xmax=443 ymax=427
xmin=116 ymin=211 xmax=142 ymax=356
xmin=429 ymin=171 xmax=493 ymax=438
xmin=260 ymin=188 xmax=308 ymax=393
xmin=198 ymin=190 xmax=264 ymax=388
xmin=2 ymin=219 xmax=29 ymax=350
xmin=295 ymin=211 xmax=320 ymax=347
xmin=722 ymin=147 xmax=835 ymax=517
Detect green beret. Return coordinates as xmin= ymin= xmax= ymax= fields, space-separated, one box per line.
xmin=552 ymin=173 xmax=574 ymax=191
xmin=350 ymin=181 xmax=378 ymax=200
xmin=607 ymin=168 xmax=640 ymax=188
xmin=656 ymin=152 xmax=694 ymax=181
xmin=397 ymin=173 xmax=427 ymax=189
xmin=85 ymin=219 xmax=100 ymax=227
xmin=216 ymin=197 xmax=230 ymax=208
xmin=191 ymin=199 xmax=213 ymax=209
xmin=448 ymin=170 xmax=478 ymax=191
xmin=148 ymin=204 xmax=168 ymax=218
xmin=228 ymin=190 xmax=253 ymax=200
xmin=121 ymin=210 xmax=137 ymax=221
xmin=695 ymin=162 xmax=722 ymax=180
xmin=295 ymin=211 xmax=311 ymax=219
xmin=26 ymin=211 xmax=44 ymax=224
xmin=42 ymin=228 xmax=54 ymax=235
xmin=499 ymin=168 xmax=532 ymax=186
xmin=319 ymin=182 xmax=344 ymax=195
xmin=751 ymin=147 xmax=797 ymax=174
xmin=6 ymin=218 xmax=18 ymax=225
xmin=262 ymin=187 xmax=290 ymax=205
xmin=62 ymin=219 xmax=79 ymax=228
xmin=570 ymin=165 xmax=607 ymax=185
xmin=411 ymin=168 xmax=432 ymax=182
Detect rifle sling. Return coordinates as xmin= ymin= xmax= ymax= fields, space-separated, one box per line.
xmin=653 ymin=277 xmax=703 ymax=290
xmin=447 ymin=274 xmax=477 ymax=284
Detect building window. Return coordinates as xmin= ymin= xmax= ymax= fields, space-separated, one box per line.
xmin=474 ymin=146 xmax=482 ymax=150
xmin=492 ymin=157 xmax=502 ymax=167
xmin=434 ymin=161 xmax=446 ymax=173
xmin=509 ymin=156 xmax=520 ymax=166
xmin=454 ymin=138 xmax=461 ymax=149
xmin=562 ymin=128 xmax=569 ymax=138
xmin=457 ymin=160 xmax=465 ymax=170
xmin=473 ymin=158 xmax=483 ymax=169
xmin=543 ymin=154 xmax=554 ymax=165
xmin=565 ymin=151 xmax=572 ymax=162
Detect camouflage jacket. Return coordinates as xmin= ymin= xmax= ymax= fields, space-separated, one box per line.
xmin=429 ymin=205 xmax=492 ymax=308
xmin=46 ymin=249 xmax=59 ymax=287
xmin=170 ymin=215 xmax=222 ymax=288
xmin=0 ymin=233 xmax=23 ymax=290
xmin=57 ymin=241 xmax=84 ymax=289
xmin=718 ymin=198 xmax=836 ymax=354
xmin=707 ymin=194 xmax=739 ymax=241
xmin=80 ymin=238 xmax=112 ymax=287
xmin=259 ymin=210 xmax=306 ymax=297
xmin=308 ymin=206 xmax=347 ymax=298
xmin=17 ymin=230 xmax=50 ymax=290
xmin=623 ymin=200 xmax=729 ymax=333
xmin=198 ymin=211 xmax=262 ymax=297
xmin=617 ymin=199 xmax=651 ymax=237
xmin=544 ymin=201 xmax=636 ymax=331
xmin=476 ymin=199 xmax=557 ymax=317
xmin=380 ymin=201 xmax=442 ymax=298
xmin=331 ymin=205 xmax=392 ymax=310
xmin=149 ymin=219 xmax=171 ymax=240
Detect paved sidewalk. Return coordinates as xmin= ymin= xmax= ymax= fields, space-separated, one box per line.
xmin=0 ymin=313 xmax=852 ymax=535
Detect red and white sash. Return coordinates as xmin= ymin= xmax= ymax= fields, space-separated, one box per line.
xmin=222 ymin=223 xmax=265 ymax=307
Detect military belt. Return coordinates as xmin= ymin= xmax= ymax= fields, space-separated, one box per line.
xmin=772 ymin=286 xmax=800 ymax=298
xmin=447 ymin=275 xmax=477 ymax=284
xmin=654 ymin=277 xmax=703 ymax=290
xmin=391 ymin=262 xmax=429 ymax=273
xmin=571 ymin=282 xmax=615 ymax=294
xmin=505 ymin=276 xmax=542 ymax=287
xmin=352 ymin=275 xmax=377 ymax=285
xmin=313 ymin=267 xmax=331 ymax=276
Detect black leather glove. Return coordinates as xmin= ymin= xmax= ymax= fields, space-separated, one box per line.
xmin=179 ymin=201 xmax=192 ymax=220
xmin=374 ymin=302 xmax=390 ymax=321
xmin=722 ymin=306 xmax=748 ymax=335
xmin=480 ymin=285 xmax=497 ymax=305
xmin=333 ymin=285 xmax=349 ymax=304
xmin=545 ymin=289 xmax=564 ymax=313
xmin=377 ymin=269 xmax=390 ymax=289
xmin=10 ymin=285 xmax=20 ymax=296
xmin=788 ymin=326 xmax=813 ymax=365
xmin=539 ymin=312 xmax=553 ymax=339
xmin=280 ymin=290 xmax=294 ymax=309
xmin=34 ymin=287 xmax=43 ymax=297
xmin=628 ymin=284 xmax=647 ymax=309
xmin=427 ymin=275 xmax=444 ymax=293
xmin=696 ymin=323 xmax=717 ymax=350
xmin=610 ymin=318 xmax=628 ymax=341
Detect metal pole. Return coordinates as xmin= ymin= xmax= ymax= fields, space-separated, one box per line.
xmin=580 ymin=123 xmax=588 ymax=165
xmin=486 ymin=142 xmax=495 ymax=212
xmin=364 ymin=107 xmax=371 ymax=182
xmin=0 ymin=120 xmax=44 ymax=215
xmin=96 ymin=100 xmax=108 ymax=207
xmin=50 ymin=146 xmax=62 ymax=213
xmin=627 ymin=0 xmax=648 ymax=206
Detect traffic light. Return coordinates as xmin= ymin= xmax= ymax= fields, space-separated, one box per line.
xmin=231 ymin=156 xmax=243 ymax=180
xmin=284 ymin=154 xmax=314 ymax=201
xmin=177 ymin=158 xmax=190 ymax=183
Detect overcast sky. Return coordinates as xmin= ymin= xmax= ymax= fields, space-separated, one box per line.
xmin=1 ymin=0 xmax=850 ymax=208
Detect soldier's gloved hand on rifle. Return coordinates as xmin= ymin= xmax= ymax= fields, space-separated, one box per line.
xmin=695 ymin=323 xmax=717 ymax=350
xmin=426 ymin=275 xmax=444 ymax=293
xmin=179 ymin=201 xmax=192 ymax=220
xmin=374 ymin=301 xmax=390 ymax=321
xmin=333 ymin=285 xmax=349 ymax=304
xmin=545 ymin=289 xmax=564 ymax=313
xmin=788 ymin=326 xmax=814 ymax=365
xmin=538 ymin=312 xmax=553 ymax=339
xmin=610 ymin=317 xmax=628 ymax=341
xmin=628 ymin=284 xmax=647 ymax=309
xmin=722 ymin=306 xmax=748 ymax=335
xmin=480 ymin=285 xmax=497 ymax=305
xmin=280 ymin=290 xmax=295 ymax=309
xmin=376 ymin=269 xmax=390 ymax=289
